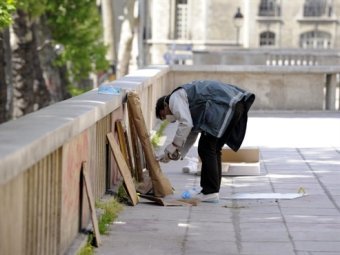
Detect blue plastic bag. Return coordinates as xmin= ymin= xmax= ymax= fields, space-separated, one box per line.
xmin=98 ymin=83 xmax=121 ymax=95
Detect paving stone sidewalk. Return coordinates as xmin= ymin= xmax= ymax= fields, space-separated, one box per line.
xmin=95 ymin=111 xmax=340 ymax=255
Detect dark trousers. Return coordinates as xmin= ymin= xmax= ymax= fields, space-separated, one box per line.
xmin=197 ymin=103 xmax=245 ymax=194
xmin=198 ymin=132 xmax=225 ymax=194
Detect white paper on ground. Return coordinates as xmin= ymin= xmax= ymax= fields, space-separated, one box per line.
xmin=221 ymin=193 xmax=306 ymax=200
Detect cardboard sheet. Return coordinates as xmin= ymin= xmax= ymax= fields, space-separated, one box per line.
xmin=221 ymin=147 xmax=260 ymax=176
xmin=140 ymin=194 xmax=200 ymax=206
xmin=221 ymin=193 xmax=306 ymax=200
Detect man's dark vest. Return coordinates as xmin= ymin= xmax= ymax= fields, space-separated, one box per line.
xmin=174 ymin=80 xmax=255 ymax=151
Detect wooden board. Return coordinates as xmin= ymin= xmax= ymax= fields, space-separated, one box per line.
xmin=82 ymin=162 xmax=101 ymax=246
xmin=115 ymin=120 xmax=133 ymax=173
xmin=107 ymin=132 xmax=139 ymax=206
xmin=127 ymin=102 xmax=144 ymax=182
xmin=127 ymin=91 xmax=173 ymax=197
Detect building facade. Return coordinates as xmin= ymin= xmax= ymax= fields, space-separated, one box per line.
xmin=142 ymin=0 xmax=340 ymax=65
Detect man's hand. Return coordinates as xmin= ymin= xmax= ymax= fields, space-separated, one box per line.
xmin=165 ymin=143 xmax=181 ymax=160
xmin=156 ymin=153 xmax=171 ymax=163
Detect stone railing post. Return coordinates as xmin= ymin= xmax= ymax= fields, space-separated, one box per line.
xmin=325 ymin=73 xmax=337 ymax=110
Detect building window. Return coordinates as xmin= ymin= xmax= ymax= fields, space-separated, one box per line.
xmin=259 ymin=0 xmax=281 ymax=17
xmin=260 ymin=31 xmax=275 ymax=46
xmin=175 ymin=0 xmax=189 ymax=39
xmin=303 ymin=0 xmax=333 ymax=17
xmin=300 ymin=30 xmax=331 ymax=48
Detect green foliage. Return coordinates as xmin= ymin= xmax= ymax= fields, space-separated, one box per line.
xmin=96 ymin=198 xmax=123 ymax=235
xmin=67 ymin=85 xmax=90 ymax=97
xmin=0 ymin=0 xmax=16 ymax=29
xmin=77 ymin=234 xmax=94 ymax=255
xmin=1 ymin=0 xmax=109 ymax=86
xmin=78 ymin=198 xmax=122 ymax=254
xmin=151 ymin=120 xmax=169 ymax=148
xmin=117 ymin=184 xmax=130 ymax=204
xmin=46 ymin=0 xmax=109 ymax=81
xmin=16 ymin=0 xmax=47 ymax=17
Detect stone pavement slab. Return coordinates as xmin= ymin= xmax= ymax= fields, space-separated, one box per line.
xmin=95 ymin=111 xmax=340 ymax=255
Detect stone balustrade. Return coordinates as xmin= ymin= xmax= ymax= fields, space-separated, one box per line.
xmin=0 ymin=64 xmax=339 ymax=255
xmin=193 ymin=49 xmax=340 ymax=66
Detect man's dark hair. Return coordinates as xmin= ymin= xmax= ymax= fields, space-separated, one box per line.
xmin=155 ymin=95 xmax=168 ymax=119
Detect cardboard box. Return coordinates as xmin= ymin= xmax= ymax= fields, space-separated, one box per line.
xmin=221 ymin=147 xmax=260 ymax=176
xmin=197 ymin=147 xmax=260 ymax=176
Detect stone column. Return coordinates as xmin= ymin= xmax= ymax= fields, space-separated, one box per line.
xmin=325 ymin=73 xmax=337 ymax=110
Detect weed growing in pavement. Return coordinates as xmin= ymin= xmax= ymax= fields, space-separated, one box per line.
xmin=96 ymin=197 xmax=123 ymax=234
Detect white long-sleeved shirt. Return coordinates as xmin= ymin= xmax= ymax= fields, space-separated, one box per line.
xmin=168 ymin=88 xmax=198 ymax=157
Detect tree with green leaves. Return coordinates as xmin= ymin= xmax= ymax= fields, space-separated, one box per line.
xmin=46 ymin=0 xmax=109 ymax=83
xmin=0 ymin=0 xmax=110 ymax=122
xmin=0 ymin=0 xmax=16 ymax=29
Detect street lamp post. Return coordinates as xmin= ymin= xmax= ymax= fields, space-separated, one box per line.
xmin=233 ymin=7 xmax=244 ymax=45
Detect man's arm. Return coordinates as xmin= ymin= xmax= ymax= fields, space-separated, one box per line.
xmin=169 ymin=89 xmax=193 ymax=148
xmin=179 ymin=131 xmax=199 ymax=159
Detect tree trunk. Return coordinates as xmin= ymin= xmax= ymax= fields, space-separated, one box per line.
xmin=34 ymin=15 xmax=67 ymax=103
xmin=4 ymin=28 xmax=13 ymax=120
xmin=11 ymin=10 xmax=51 ymax=118
xmin=0 ymin=29 xmax=8 ymax=123
xmin=117 ymin=0 xmax=136 ymax=78
xmin=102 ymin=0 xmax=117 ymax=66
xmin=32 ymin=20 xmax=51 ymax=110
